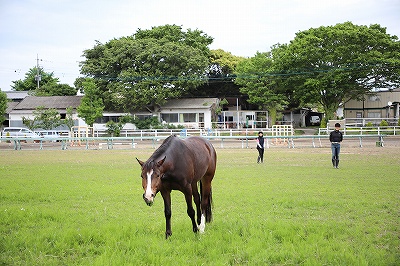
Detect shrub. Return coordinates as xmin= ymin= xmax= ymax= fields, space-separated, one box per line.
xmin=379 ymin=120 xmax=389 ymax=127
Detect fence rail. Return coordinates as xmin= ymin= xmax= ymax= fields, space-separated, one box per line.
xmin=318 ymin=126 xmax=400 ymax=136
xmin=0 ymin=134 xmax=392 ymax=150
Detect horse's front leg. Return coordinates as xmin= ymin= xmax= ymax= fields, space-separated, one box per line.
xmin=161 ymin=190 xmax=172 ymax=238
xmin=184 ymin=188 xmax=198 ymax=233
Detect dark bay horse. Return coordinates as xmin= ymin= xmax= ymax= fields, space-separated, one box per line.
xmin=136 ymin=135 xmax=217 ymax=238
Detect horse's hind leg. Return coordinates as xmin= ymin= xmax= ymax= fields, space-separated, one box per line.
xmin=199 ymin=175 xmax=213 ymax=233
xmin=192 ymin=182 xmax=201 ymax=225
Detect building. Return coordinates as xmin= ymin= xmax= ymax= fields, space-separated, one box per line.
xmin=4 ymin=95 xmax=221 ymax=130
xmin=94 ymin=98 xmax=220 ymax=130
xmin=4 ymin=95 xmax=269 ymax=130
xmin=6 ymin=95 xmax=84 ymax=129
xmin=343 ymin=89 xmax=400 ymax=125
xmin=158 ymin=98 xmax=218 ymax=129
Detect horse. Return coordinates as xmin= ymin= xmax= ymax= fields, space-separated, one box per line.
xmin=136 ymin=135 xmax=217 ymax=238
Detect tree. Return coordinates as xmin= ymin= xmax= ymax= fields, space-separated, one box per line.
xmin=0 ymin=91 xmax=8 ymax=126
xmin=272 ymin=22 xmax=400 ymax=120
xmin=64 ymin=107 xmax=75 ymax=131
xmin=80 ymin=24 xmax=213 ymax=112
xmin=105 ymin=120 xmax=123 ymax=137
xmin=33 ymin=106 xmax=62 ymax=130
xmin=235 ymin=52 xmax=288 ymax=125
xmin=22 ymin=116 xmax=36 ymax=131
xmin=12 ymin=67 xmax=78 ymax=96
xmin=187 ymin=49 xmax=245 ymax=98
xmin=77 ymin=79 xmax=104 ymax=127
xmin=21 ymin=106 xmax=62 ymax=130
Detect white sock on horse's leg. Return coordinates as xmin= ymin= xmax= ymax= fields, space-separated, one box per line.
xmin=199 ymin=214 xmax=206 ymax=233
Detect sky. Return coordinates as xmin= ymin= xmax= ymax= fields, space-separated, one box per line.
xmin=0 ymin=0 xmax=399 ymax=91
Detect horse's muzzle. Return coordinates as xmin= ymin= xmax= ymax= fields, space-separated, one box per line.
xmin=143 ymin=193 xmax=154 ymax=206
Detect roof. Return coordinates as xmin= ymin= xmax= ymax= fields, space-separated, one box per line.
xmin=6 ymin=102 xmax=19 ymax=113
xmin=5 ymin=91 xmax=29 ymax=100
xmin=161 ymin=98 xmax=219 ymax=109
xmin=13 ymin=96 xmax=83 ymax=110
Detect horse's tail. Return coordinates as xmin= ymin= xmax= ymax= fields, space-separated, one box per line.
xmin=200 ymin=180 xmax=213 ymax=223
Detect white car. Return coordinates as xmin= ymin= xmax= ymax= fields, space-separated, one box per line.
xmin=310 ymin=116 xmax=321 ymax=125
xmin=1 ymin=127 xmax=38 ymax=138
xmin=35 ymin=130 xmax=62 ymax=142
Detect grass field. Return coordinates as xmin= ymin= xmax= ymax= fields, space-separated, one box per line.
xmin=1 ymin=146 xmax=399 ymax=265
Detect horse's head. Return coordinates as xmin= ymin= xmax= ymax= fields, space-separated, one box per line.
xmin=136 ymin=156 xmax=166 ymax=206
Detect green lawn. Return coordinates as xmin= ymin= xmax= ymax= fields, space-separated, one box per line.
xmin=1 ymin=147 xmax=399 ymax=265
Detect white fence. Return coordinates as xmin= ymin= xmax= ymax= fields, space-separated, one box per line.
xmin=319 ymin=126 xmax=400 ymax=135
xmin=1 ymin=134 xmax=393 ymax=150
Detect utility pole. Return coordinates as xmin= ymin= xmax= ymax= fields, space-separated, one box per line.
xmin=35 ymin=54 xmax=41 ymax=89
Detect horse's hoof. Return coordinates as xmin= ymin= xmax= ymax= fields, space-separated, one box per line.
xmin=165 ymin=231 xmax=172 ymax=239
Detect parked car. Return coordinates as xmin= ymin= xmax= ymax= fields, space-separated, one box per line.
xmin=1 ymin=127 xmax=39 ymax=138
xmin=310 ymin=116 xmax=321 ymax=126
xmin=35 ymin=130 xmax=65 ymax=142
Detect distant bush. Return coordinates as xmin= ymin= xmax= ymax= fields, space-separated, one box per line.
xmin=365 ymin=122 xmax=373 ymax=127
xmin=380 ymin=120 xmax=389 ymax=127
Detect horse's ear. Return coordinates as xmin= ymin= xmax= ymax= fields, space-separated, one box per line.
xmin=136 ymin=158 xmax=144 ymax=166
xmin=157 ymin=156 xmax=166 ymax=166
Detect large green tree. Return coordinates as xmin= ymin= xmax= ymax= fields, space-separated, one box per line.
xmin=273 ymin=22 xmax=400 ymax=119
xmin=235 ymin=52 xmax=288 ymax=124
xmin=12 ymin=67 xmax=78 ymax=96
xmin=188 ymin=49 xmax=245 ymax=98
xmin=80 ymin=24 xmax=213 ymax=112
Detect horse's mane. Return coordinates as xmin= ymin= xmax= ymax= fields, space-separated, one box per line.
xmin=144 ymin=135 xmax=177 ymax=168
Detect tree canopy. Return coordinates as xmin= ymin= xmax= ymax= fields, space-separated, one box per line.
xmin=76 ymin=79 xmax=104 ymax=127
xmin=235 ymin=52 xmax=288 ymax=124
xmin=271 ymin=22 xmax=400 ymax=119
xmin=80 ymin=24 xmax=213 ymax=112
xmin=188 ymin=49 xmax=245 ymax=98
xmin=12 ymin=67 xmax=78 ymax=96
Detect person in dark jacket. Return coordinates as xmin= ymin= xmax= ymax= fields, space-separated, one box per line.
xmin=256 ymin=131 xmax=265 ymax=163
xmin=329 ymin=123 xmax=343 ymax=168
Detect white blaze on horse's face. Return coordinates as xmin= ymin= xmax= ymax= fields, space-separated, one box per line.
xmin=143 ymin=169 xmax=154 ymax=205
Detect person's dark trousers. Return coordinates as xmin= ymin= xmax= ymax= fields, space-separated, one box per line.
xmin=257 ymin=147 xmax=264 ymax=163
xmin=331 ymin=143 xmax=340 ymax=168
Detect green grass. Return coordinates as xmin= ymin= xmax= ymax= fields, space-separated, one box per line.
xmin=0 ymin=147 xmax=399 ymax=265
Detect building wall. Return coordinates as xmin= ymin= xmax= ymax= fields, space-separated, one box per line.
xmin=344 ymin=90 xmax=400 ymax=119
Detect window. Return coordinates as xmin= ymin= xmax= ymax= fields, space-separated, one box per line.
xmin=368 ymin=95 xmax=380 ymax=102
xmin=161 ymin=113 xmax=178 ymax=123
xmin=136 ymin=115 xmax=152 ymax=120
xmin=182 ymin=113 xmax=196 ymax=123
xmin=95 ymin=116 xmax=120 ymax=123
xmin=367 ymin=112 xmax=381 ymax=118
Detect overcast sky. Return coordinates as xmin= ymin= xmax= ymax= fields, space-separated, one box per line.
xmin=1 ymin=0 xmax=399 ymax=91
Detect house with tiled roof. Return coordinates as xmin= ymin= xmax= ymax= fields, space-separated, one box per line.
xmin=7 ymin=95 xmax=85 ymax=128
xmin=4 ymin=94 xmax=221 ymax=130
xmin=95 ymin=98 xmax=220 ymax=130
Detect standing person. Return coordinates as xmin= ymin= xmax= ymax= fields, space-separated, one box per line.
xmin=256 ymin=131 xmax=265 ymax=163
xmin=329 ymin=123 xmax=343 ymax=168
